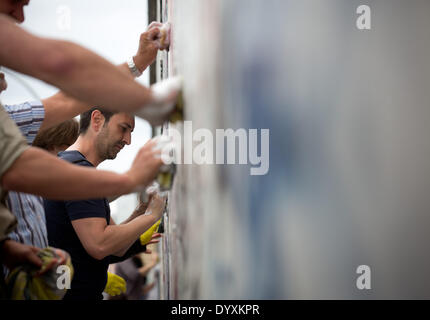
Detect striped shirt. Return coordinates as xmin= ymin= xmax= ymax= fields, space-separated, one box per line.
xmin=3 ymin=101 xmax=48 ymax=249
xmin=4 ymin=101 xmax=45 ymax=144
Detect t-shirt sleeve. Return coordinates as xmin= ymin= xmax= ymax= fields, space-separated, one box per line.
xmin=65 ymin=198 xmax=109 ymax=221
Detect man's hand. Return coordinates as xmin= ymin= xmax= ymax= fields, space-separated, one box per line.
xmin=0 ymin=71 xmax=7 ymax=93
xmin=104 ymin=272 xmax=126 ymax=296
xmin=1 ymin=240 xmax=42 ymax=271
xmin=126 ymin=138 xmax=165 ymax=191
xmin=140 ymin=220 xmax=162 ymax=246
xmin=146 ymin=193 xmax=167 ymax=222
xmin=149 ymin=22 xmax=171 ymax=51
xmin=1 ymin=241 xmax=70 ymax=277
xmin=133 ymin=22 xmax=166 ymax=72
xmin=143 ymin=234 xmax=162 ymax=254
xmin=148 ymin=233 xmax=162 ymax=245
xmin=36 ymin=248 xmax=69 ymax=277
xmin=136 ymin=76 xmax=182 ymax=126
xmin=134 ymin=201 xmax=149 ymax=216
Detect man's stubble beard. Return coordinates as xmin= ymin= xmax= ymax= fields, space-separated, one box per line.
xmin=96 ymin=129 xmax=118 ymax=161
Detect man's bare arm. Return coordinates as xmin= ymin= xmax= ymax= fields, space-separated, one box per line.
xmin=117 ymin=26 xmax=162 ymax=76
xmin=40 ymin=26 xmax=162 ymax=131
xmin=1 ymin=147 xmax=134 ymax=200
xmin=112 ymin=194 xmax=165 ymax=256
xmin=1 ymin=139 xmax=163 ymax=200
xmin=0 ymin=15 xmax=154 ymax=114
xmin=71 ymin=214 xmax=159 ymax=260
xmin=82 ymin=194 xmax=165 ymax=259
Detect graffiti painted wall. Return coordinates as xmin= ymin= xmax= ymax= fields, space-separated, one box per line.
xmin=153 ymin=0 xmax=430 ymax=299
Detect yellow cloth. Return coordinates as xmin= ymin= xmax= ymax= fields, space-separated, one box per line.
xmin=6 ymin=247 xmax=74 ymax=300
xmin=104 ymin=272 xmax=126 ymax=296
xmin=139 ymin=219 xmax=161 ymax=246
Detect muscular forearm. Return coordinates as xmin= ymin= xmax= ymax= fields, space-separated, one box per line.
xmin=1 ymin=147 xmax=135 ymax=200
xmin=95 ymin=214 xmax=157 ymax=259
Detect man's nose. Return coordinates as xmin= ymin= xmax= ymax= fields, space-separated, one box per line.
xmin=123 ymin=131 xmax=132 ymax=145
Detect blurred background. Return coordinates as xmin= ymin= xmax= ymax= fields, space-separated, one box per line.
xmin=163 ymin=0 xmax=430 ymax=299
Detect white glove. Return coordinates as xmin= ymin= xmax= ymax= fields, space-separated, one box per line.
xmin=145 ymin=182 xmax=169 ymax=204
xmin=136 ymin=76 xmax=182 ymax=126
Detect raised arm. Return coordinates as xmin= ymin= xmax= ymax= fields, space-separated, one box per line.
xmin=117 ymin=24 xmax=163 ymax=77
xmin=0 ymin=15 xmax=175 ymax=121
xmin=40 ymin=26 xmax=163 ymax=131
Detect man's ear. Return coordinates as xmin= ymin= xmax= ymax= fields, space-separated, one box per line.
xmin=91 ymin=110 xmax=105 ymax=132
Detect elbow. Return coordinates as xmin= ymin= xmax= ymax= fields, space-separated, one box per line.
xmin=88 ymin=245 xmax=110 ymax=261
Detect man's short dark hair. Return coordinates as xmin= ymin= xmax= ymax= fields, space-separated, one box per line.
xmin=79 ymin=107 xmax=117 ymax=134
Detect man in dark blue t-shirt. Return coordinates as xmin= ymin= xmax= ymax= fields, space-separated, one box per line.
xmin=45 ymin=108 xmax=166 ymax=300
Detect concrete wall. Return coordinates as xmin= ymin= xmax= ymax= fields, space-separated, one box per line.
xmin=157 ymin=0 xmax=430 ymax=299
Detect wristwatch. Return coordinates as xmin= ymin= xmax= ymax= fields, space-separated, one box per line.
xmin=127 ymin=57 xmax=142 ymax=78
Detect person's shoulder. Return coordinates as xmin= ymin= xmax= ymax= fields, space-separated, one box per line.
xmin=58 ymin=150 xmax=93 ymax=167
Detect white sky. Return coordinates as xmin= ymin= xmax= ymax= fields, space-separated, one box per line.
xmin=1 ymin=0 xmax=153 ymax=222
